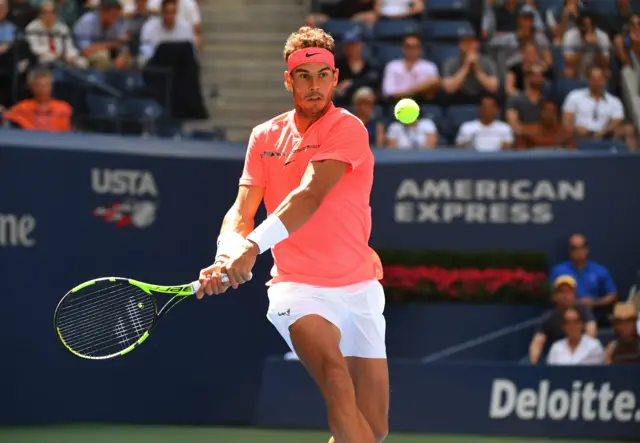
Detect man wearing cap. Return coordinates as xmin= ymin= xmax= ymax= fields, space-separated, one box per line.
xmin=605 ymin=302 xmax=640 ymax=364
xmin=333 ymin=28 xmax=379 ymax=107
xmin=550 ymin=233 xmax=617 ymax=325
xmin=529 ymin=275 xmax=597 ymax=364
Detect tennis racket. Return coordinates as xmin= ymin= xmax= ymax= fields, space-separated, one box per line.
xmin=54 ymin=273 xmax=250 ymax=360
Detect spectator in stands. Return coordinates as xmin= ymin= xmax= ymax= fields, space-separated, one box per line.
xmin=385 ymin=112 xmax=437 ymax=149
xmin=546 ymin=0 xmax=583 ymax=45
xmin=2 ymin=66 xmax=72 ymax=131
xmin=528 ymin=275 xmax=597 ymax=365
xmin=74 ymin=0 xmax=130 ymax=70
xmin=139 ymin=0 xmax=193 ymax=66
xmin=305 ymin=0 xmax=376 ymax=28
xmin=597 ymin=0 xmax=636 ymax=44
xmin=374 ymin=0 xmax=424 ymax=20
xmin=605 ymin=302 xmax=640 ymax=364
xmin=516 ymin=100 xmax=575 ymax=149
xmin=562 ymin=66 xmax=630 ymax=144
xmin=26 ymin=1 xmax=86 ymax=67
xmin=30 ymin=0 xmax=77 ymax=27
xmin=482 ymin=0 xmax=544 ymax=40
xmin=381 ymin=32 xmax=440 ymax=103
xmin=455 ymin=95 xmax=513 ymax=152
xmin=506 ymin=62 xmax=546 ymax=135
xmin=0 ymin=0 xmax=16 ymax=47
xmin=615 ymin=12 xmax=640 ymax=66
xmin=351 ymin=86 xmax=384 ymax=147
xmin=547 ymin=307 xmax=605 ymax=365
xmin=8 ymin=0 xmax=37 ymax=29
xmin=333 ymin=28 xmax=379 ymax=107
xmin=550 ymin=233 xmax=618 ymax=325
xmin=147 ymin=0 xmax=200 ymax=49
xmin=441 ymin=30 xmax=499 ymax=104
xmin=505 ymin=41 xmax=551 ymax=95
xmin=123 ymin=0 xmax=149 ymax=58
xmin=491 ymin=5 xmax=552 ymax=68
xmin=562 ymin=12 xmax=611 ymax=78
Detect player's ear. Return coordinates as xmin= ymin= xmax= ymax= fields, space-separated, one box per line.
xmin=333 ymin=68 xmax=339 ymax=87
xmin=284 ymin=70 xmax=293 ymax=92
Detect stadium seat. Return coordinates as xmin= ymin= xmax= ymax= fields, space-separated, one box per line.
xmin=321 ymin=19 xmax=362 ymax=40
xmin=84 ymin=94 xmax=121 ymax=133
xmin=373 ymin=19 xmax=420 ymax=41
xmin=535 ymin=0 xmax=563 ymax=15
xmin=428 ymin=43 xmax=459 ymax=66
xmin=445 ymin=105 xmax=478 ymax=139
xmin=554 ymin=78 xmax=588 ymax=105
xmin=423 ymin=20 xmax=475 ymax=42
xmin=103 ymin=70 xmax=145 ymax=94
xmin=86 ymin=94 xmax=119 ymax=119
xmin=374 ymin=43 xmax=404 ymax=66
xmin=576 ymin=139 xmax=627 ymax=152
xmin=420 ymin=104 xmax=443 ymax=122
xmin=118 ymin=98 xmax=164 ymax=135
xmin=426 ymin=0 xmax=469 ymax=19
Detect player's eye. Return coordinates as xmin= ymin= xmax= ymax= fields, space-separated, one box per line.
xmin=319 ymin=72 xmax=328 ymax=78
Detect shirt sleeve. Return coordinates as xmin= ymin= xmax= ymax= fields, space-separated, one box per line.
xmin=562 ymin=91 xmax=578 ymax=113
xmin=310 ymin=114 xmax=370 ymax=171
xmin=546 ymin=342 xmax=559 ymax=365
xmin=455 ymin=122 xmax=472 ymax=146
xmin=583 ymin=341 xmax=606 ymax=365
xmin=418 ymin=119 xmax=437 ymax=135
xmin=73 ymin=15 xmax=92 ymax=51
xmin=610 ymin=98 xmax=624 ymax=120
xmin=600 ymin=267 xmax=617 ymax=294
xmin=239 ymin=128 xmax=267 ymax=187
xmin=381 ymin=61 xmax=399 ymax=97
xmin=184 ymin=0 xmax=202 ymax=25
xmin=386 ymin=122 xmax=403 ymax=142
xmin=502 ymin=124 xmax=514 ymax=144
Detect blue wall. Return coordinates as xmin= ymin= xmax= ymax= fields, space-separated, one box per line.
xmin=2 ymin=131 xmax=640 ymax=439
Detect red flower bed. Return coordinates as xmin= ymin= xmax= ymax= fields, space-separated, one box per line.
xmin=381 ymin=265 xmax=549 ymax=304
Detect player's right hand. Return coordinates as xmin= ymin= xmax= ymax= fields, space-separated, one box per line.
xmin=197 ymin=260 xmax=230 ymax=299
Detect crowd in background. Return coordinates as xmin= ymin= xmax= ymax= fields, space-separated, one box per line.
xmin=312 ymin=0 xmax=638 ymax=151
xmin=0 ymin=0 xmax=206 ymax=132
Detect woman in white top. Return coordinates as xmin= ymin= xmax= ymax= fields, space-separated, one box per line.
xmin=385 ymin=117 xmax=438 ymax=149
xmin=547 ymin=307 xmax=605 ymax=365
xmin=375 ymin=0 xmax=424 ymax=19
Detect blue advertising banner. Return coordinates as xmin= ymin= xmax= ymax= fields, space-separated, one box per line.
xmin=256 ymin=359 xmax=640 ymax=440
xmin=2 ymin=131 xmax=640 ymax=435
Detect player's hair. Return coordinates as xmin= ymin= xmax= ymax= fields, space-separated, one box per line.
xmin=283 ymin=26 xmax=335 ymax=62
xmin=403 ymin=32 xmax=422 ymax=44
xmin=28 ymin=66 xmax=52 ymax=85
xmin=161 ymin=0 xmax=176 ymax=9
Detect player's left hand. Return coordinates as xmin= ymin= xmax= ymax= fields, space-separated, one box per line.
xmin=223 ymin=240 xmax=259 ymax=288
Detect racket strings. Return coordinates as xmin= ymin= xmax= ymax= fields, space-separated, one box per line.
xmin=56 ymin=280 xmax=156 ymax=358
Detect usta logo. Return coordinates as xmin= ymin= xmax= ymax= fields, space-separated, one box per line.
xmin=91 ymin=169 xmax=158 ymax=228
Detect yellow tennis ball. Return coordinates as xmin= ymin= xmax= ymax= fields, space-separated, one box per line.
xmin=394 ymin=98 xmax=420 ymax=124
xmin=138 ymin=303 xmax=144 ymax=309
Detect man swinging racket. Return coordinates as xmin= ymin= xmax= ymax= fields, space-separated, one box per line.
xmin=196 ymin=26 xmax=388 ymax=443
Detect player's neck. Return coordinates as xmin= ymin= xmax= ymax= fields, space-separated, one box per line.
xmin=294 ymin=104 xmax=331 ymax=134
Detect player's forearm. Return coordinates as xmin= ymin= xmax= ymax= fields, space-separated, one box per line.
xmin=529 ymin=344 xmax=542 ymax=364
xmin=220 ymin=207 xmax=255 ymax=238
xmin=271 ymin=187 xmax=323 ymax=235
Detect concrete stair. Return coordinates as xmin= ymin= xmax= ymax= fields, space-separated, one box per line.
xmin=196 ymin=0 xmax=308 ymax=142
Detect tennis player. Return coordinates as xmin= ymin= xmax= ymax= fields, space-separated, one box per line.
xmin=196 ymin=26 xmax=388 ymax=443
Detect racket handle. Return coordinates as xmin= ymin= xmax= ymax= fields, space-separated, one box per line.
xmin=190 ymin=272 xmax=253 ymax=294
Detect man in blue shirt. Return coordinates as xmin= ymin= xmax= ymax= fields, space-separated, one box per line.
xmin=550 ymin=233 xmax=618 ymax=324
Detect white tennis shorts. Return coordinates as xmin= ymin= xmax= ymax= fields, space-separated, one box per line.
xmin=266 ymin=279 xmax=387 ymax=359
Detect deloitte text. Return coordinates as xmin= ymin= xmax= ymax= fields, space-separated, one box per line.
xmin=489 ymin=379 xmax=640 ymax=422
xmin=394 ymin=179 xmax=585 ymax=224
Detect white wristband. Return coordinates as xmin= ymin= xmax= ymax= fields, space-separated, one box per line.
xmin=246 ymin=215 xmax=289 ymax=254
xmin=216 ymin=231 xmax=246 ymax=259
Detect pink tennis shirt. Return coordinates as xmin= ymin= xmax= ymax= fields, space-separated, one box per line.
xmin=239 ymin=103 xmax=383 ymax=287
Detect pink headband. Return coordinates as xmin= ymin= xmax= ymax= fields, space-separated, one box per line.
xmin=287 ymin=47 xmax=335 ymax=72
